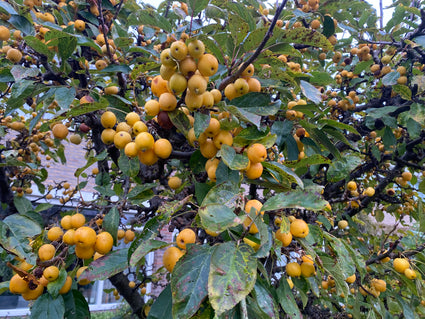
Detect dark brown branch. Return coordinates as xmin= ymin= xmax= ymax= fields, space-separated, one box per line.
xmin=109 ymin=272 xmax=144 ymax=318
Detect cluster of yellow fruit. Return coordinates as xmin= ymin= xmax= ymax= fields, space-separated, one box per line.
xmin=0 ymin=25 xmax=23 ymax=63
xmin=146 ymin=39 xmax=220 ymax=113
xmin=223 ymin=64 xmax=261 ymax=101
xmin=58 ymin=213 xmax=114 ymax=260
xmin=393 ymin=257 xmax=417 ymax=280
xmin=100 ymin=110 xmax=172 ymax=165
xmin=8 ymin=261 xmax=73 ymax=301
xmin=286 ymin=255 xmax=316 ymax=278
xmin=162 ymin=228 xmax=196 ymax=272
xmin=117 ymin=227 xmax=136 ymax=244
xmin=346 ymin=180 xmax=375 ymax=208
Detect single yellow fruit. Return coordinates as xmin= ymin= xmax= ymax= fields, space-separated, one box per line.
xmin=9 ymin=274 xmax=29 ymax=294
xmin=371 ymin=279 xmax=386 ymax=292
xmin=245 ymin=199 xmax=263 ymax=215
xmin=125 ymin=112 xmax=140 ymax=126
xmin=154 ymin=138 xmax=172 ymax=159
xmin=404 ymin=268 xmax=417 ymax=279
xmin=198 ymin=53 xmax=218 ymax=77
xmin=6 ymin=48 xmax=22 ymax=63
xmin=159 ymin=92 xmax=178 ymax=111
xmin=347 ymin=181 xmax=357 ymax=191
xmin=117 ymin=229 xmax=125 ymax=240
xmin=286 ymin=262 xmax=301 ymax=277
xmin=187 ymin=39 xmax=205 ymax=59
xmin=243 ymin=237 xmax=260 ymax=251
xmin=401 ymin=171 xmax=412 ymax=181
xmin=144 ymin=100 xmax=160 ymax=117
xmin=75 ymin=245 xmax=95 ymax=259
xmin=125 ymin=229 xmax=136 ymax=242
xmin=163 ymin=246 xmax=184 ymax=272
xmin=393 ymin=258 xmax=410 ymax=273
xmin=95 ymin=59 xmax=108 ymax=70
xmin=205 ymin=118 xmax=221 ymax=137
xmin=71 ymin=213 xmax=86 ymax=228
xmin=338 ymin=220 xmax=348 ymax=229
xmin=345 ymin=274 xmax=356 ymax=284
xmin=114 ymin=131 xmax=132 ymax=149
xmin=188 ymin=74 xmax=207 ymax=95
xmin=245 ymin=162 xmax=263 ymax=179
xmin=74 ymin=19 xmax=85 ymax=31
xmin=363 ymin=187 xmax=375 ymax=197
xmin=0 ymin=25 xmax=10 ymax=41
xmin=38 ymin=244 xmax=56 ymax=261
xmin=135 ymin=132 xmax=155 ymax=151
xmin=101 ymin=129 xmax=116 ymax=144
xmin=43 ymin=265 xmax=60 ymax=282
xmin=95 ymin=231 xmax=114 ymax=255
xmin=21 ymin=284 xmax=44 ymax=301
xmin=76 ymin=266 xmax=91 ymax=285
xmin=61 ymin=215 xmax=72 ymax=230
xmin=176 ymin=228 xmax=196 ymax=249
xmin=213 ymin=130 xmax=233 ymax=149
xmin=170 ymin=41 xmax=188 ymax=61
xmin=52 ymin=123 xmax=69 ymax=139
xmin=101 ymin=111 xmax=117 ymax=129
xmin=300 ymin=262 xmax=315 ymax=277
xmin=247 ymin=143 xmax=267 ymax=163
xmin=59 ymin=276 xmax=72 ymax=294
xmin=63 ymin=229 xmax=76 ymax=245
xmin=168 ymin=176 xmax=182 ymax=190
xmin=290 ymin=219 xmax=309 ymax=238
xmin=74 ymin=226 xmax=97 ymax=248
xmin=242 ymin=216 xmax=258 ymax=234
xmin=129 ymin=281 xmax=136 ymax=288
xmin=47 ymin=226 xmax=63 ymax=241
xmin=275 ymin=229 xmax=292 ymax=247
xmin=240 ymin=63 xmax=254 ymax=77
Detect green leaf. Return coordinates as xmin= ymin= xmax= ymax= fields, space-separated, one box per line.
xmin=270 ymin=27 xmax=333 ymax=50
xmin=80 ymin=248 xmax=128 ymax=281
xmin=276 ymin=278 xmax=302 ymax=318
xmin=9 ymin=15 xmax=35 ymax=36
xmin=55 ymin=87 xmax=76 ymax=110
xmin=24 ymin=36 xmax=54 ymax=60
xmin=319 ymin=254 xmax=349 ymax=297
xmin=199 ymin=204 xmax=242 ymax=233
xmin=252 ymin=281 xmax=279 ymax=318
xmin=392 ymin=84 xmax=412 ymax=100
xmin=382 ymin=126 xmax=396 ymax=149
xmin=99 ymin=64 xmax=131 ymax=74
xmin=284 ymin=154 xmax=332 ymax=168
xmin=218 ymin=144 xmax=249 ymax=170
xmin=300 ymin=80 xmax=322 ymax=104
xmin=418 ymin=200 xmax=425 ymax=233
xmin=396 ymin=296 xmax=415 ymax=319
xmin=67 ymin=99 xmax=109 ymax=118
xmin=30 ymin=293 xmax=65 ymax=319
xmin=317 ymin=119 xmax=360 ymax=135
xmin=58 ymin=36 xmax=77 ymax=61
xmin=129 ymin=239 xmax=169 ymax=267
xmin=194 ymin=112 xmax=210 ymax=139
xmin=262 ymin=189 xmax=328 ymax=212
xmin=103 ymin=207 xmax=120 ymax=246
xmin=10 ymin=65 xmax=39 ymax=81
xmin=406 ymin=118 xmax=421 ymax=138
xmin=309 ymin=128 xmax=341 ymax=160
xmin=353 ymin=60 xmax=373 ymax=75
xmin=229 ymin=93 xmax=281 ymax=116
xmin=147 ymin=285 xmax=172 ymax=319
xmin=13 ymin=196 xmax=33 ymax=214
xmin=382 ymin=71 xmax=400 ymax=86
xmin=322 ymin=15 xmax=336 ymax=38
xmin=47 ymin=268 xmax=67 ymax=298
xmin=63 ymin=290 xmax=90 ymax=319
xmin=310 ymin=71 xmax=336 ymax=86
xmin=171 ymin=245 xmax=213 ymax=319
xmin=327 ymin=155 xmax=362 ymax=182
xmin=74 ymin=156 xmax=97 ymax=177
xmin=262 ymin=161 xmax=303 ymax=189
xmin=118 ymin=153 xmax=140 ymax=177
xmin=188 ymin=0 xmax=211 ymax=16
xmin=208 ymin=242 xmax=257 ymax=315
xmin=168 ymin=109 xmax=191 ymax=137
xmin=0 ymin=1 xmax=17 ymax=14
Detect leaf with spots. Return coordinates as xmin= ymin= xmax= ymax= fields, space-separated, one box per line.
xmin=171 ymin=245 xmax=213 ymax=319
xmin=79 ymin=248 xmax=128 ymax=281
xmin=276 ymin=277 xmax=302 ymax=318
xmin=208 ymin=242 xmax=257 ymax=315
xmin=262 ymin=189 xmax=328 ymax=212
xmin=270 ymin=27 xmax=333 ymax=51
